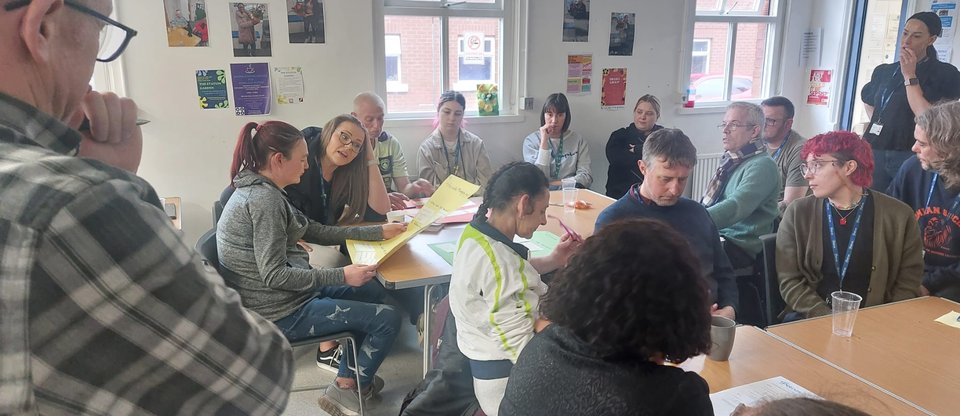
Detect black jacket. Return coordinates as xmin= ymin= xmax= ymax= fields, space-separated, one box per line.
xmin=861 ymin=57 xmax=960 ymax=151
xmin=605 ymin=123 xmax=662 ymax=198
xmin=500 ymin=325 xmax=714 ymax=416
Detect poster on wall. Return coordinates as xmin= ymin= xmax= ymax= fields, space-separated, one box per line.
xmin=230 ymin=2 xmax=271 ymax=57
xmin=601 ymin=68 xmax=626 ymax=109
xmin=274 ymin=67 xmax=305 ymax=104
xmin=477 ymin=84 xmax=499 ymax=116
xmin=231 ymin=63 xmax=271 ymax=115
xmin=287 ymin=0 xmax=325 ymax=43
xmin=608 ymin=13 xmax=635 ymax=56
xmin=806 ymin=69 xmax=832 ymax=106
xmin=563 ymin=0 xmax=590 ymax=42
xmin=566 ymin=54 xmax=592 ymax=94
xmin=462 ymin=32 xmax=486 ymax=64
xmin=932 ymin=1 xmax=957 ymax=61
xmin=196 ymin=69 xmax=230 ymax=109
xmin=163 ymin=0 xmax=208 ymax=47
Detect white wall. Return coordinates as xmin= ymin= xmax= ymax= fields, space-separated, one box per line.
xmin=117 ymin=0 xmax=853 ymax=245
xmin=780 ymin=0 xmax=855 ymax=138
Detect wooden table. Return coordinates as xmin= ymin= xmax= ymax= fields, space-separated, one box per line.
xmin=768 ymin=297 xmax=960 ymax=415
xmin=376 ymin=189 xmax=614 ymax=289
xmin=375 ymin=189 xmax=614 ymax=374
xmin=701 ymin=326 xmax=925 ymax=415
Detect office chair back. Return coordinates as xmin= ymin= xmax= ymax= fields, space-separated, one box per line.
xmin=760 ymin=233 xmax=784 ymax=326
xmin=196 ymin=229 xmax=219 ymax=272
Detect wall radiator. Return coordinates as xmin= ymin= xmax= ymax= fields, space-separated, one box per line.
xmin=687 ymin=152 xmax=724 ymax=200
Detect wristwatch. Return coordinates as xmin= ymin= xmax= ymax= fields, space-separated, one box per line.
xmin=904 ymin=77 xmax=919 ymax=86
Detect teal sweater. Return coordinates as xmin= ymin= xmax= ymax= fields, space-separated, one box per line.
xmin=706 ymin=154 xmax=779 ymax=256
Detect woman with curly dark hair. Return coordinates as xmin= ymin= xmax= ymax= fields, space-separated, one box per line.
xmin=499 ymin=218 xmax=714 ymax=416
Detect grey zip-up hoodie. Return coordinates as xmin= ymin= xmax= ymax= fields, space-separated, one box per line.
xmin=217 ymin=170 xmax=383 ymax=321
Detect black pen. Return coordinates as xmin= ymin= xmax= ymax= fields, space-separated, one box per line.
xmin=78 ymin=117 xmax=150 ymax=131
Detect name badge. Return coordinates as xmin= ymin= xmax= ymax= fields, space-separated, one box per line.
xmin=868 ymin=123 xmax=883 ymax=135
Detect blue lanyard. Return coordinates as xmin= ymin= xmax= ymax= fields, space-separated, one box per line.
xmin=826 ymin=198 xmax=866 ymax=288
xmin=770 ymin=133 xmax=790 ymax=161
xmin=875 ymin=67 xmax=903 ymax=123
xmin=926 ymin=173 xmax=960 ymax=217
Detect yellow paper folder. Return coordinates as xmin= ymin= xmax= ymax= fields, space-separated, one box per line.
xmin=346 ymin=175 xmax=480 ymax=265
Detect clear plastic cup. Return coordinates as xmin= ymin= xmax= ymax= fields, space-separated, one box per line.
xmin=561 ymin=177 xmax=577 ymax=213
xmin=831 ymin=291 xmax=863 ymax=337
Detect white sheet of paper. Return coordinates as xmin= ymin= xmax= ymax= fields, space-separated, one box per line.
xmin=710 ymin=376 xmax=821 ymax=416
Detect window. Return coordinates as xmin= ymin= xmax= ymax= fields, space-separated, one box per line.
xmin=683 ymin=0 xmax=784 ymax=105
xmin=375 ymin=0 xmax=520 ymax=116
xmin=385 ymin=34 xmax=407 ymax=92
xmin=691 ymin=39 xmax=710 ymax=75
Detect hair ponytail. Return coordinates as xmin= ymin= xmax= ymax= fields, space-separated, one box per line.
xmin=228 ymin=121 xmax=304 ymax=186
xmin=230 ymin=122 xmax=260 ymax=185
xmin=926 ymin=44 xmax=940 ymax=60
xmin=474 ymin=162 xmax=549 ymax=222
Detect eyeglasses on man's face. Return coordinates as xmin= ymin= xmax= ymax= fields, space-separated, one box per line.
xmin=799 ymin=159 xmax=845 ymax=176
xmin=4 ymin=0 xmax=137 ymax=62
xmin=717 ymin=122 xmax=757 ymax=132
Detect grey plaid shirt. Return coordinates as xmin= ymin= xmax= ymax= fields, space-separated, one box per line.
xmin=0 ymin=93 xmax=293 ymax=415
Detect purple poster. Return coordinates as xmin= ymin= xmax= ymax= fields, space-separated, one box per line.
xmin=230 ymin=63 xmax=271 ymax=116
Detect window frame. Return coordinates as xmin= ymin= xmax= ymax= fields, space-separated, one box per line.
xmin=373 ymin=0 xmax=524 ymax=119
xmin=679 ymin=0 xmax=786 ymax=110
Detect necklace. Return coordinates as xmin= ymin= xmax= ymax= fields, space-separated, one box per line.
xmin=830 ymin=194 xmax=865 ymax=225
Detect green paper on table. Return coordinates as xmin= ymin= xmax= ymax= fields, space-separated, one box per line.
xmin=934 ymin=310 xmax=960 ymax=329
xmin=428 ymin=231 xmax=561 ymax=266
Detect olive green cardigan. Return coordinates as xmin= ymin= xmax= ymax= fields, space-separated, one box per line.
xmin=776 ymin=192 xmax=923 ymax=318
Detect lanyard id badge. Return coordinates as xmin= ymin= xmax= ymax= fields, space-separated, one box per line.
xmin=868 ymin=122 xmax=883 ymax=135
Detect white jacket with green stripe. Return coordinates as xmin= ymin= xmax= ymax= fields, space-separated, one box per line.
xmin=450 ymin=220 xmax=548 ymax=363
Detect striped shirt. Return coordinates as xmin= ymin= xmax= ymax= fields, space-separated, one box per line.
xmin=0 ymin=92 xmax=293 ymax=415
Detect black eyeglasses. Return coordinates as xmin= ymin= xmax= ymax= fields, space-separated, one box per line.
xmin=5 ymin=0 xmax=137 ymax=62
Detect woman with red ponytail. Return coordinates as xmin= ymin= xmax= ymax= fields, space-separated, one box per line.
xmin=217 ymin=120 xmax=406 ymax=414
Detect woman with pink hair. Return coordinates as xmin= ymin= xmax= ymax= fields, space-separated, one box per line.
xmin=776 ymin=131 xmax=923 ymax=321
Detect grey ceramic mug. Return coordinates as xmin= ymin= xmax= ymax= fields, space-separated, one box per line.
xmin=708 ymin=315 xmax=736 ymax=361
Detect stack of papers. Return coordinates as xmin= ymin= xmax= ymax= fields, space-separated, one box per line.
xmin=427 ymin=231 xmax=561 ymax=265
xmin=402 ymin=199 xmax=480 ymax=224
xmin=710 ymin=377 xmax=821 ymax=415
xmin=345 ymin=176 xmax=480 ymax=265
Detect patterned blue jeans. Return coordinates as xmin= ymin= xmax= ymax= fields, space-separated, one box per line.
xmin=273 ymin=280 xmax=401 ymax=385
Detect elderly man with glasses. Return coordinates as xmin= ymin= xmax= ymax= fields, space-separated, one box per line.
xmin=0 ymin=1 xmax=293 ymax=414
xmin=700 ymin=102 xmax=780 ymax=271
